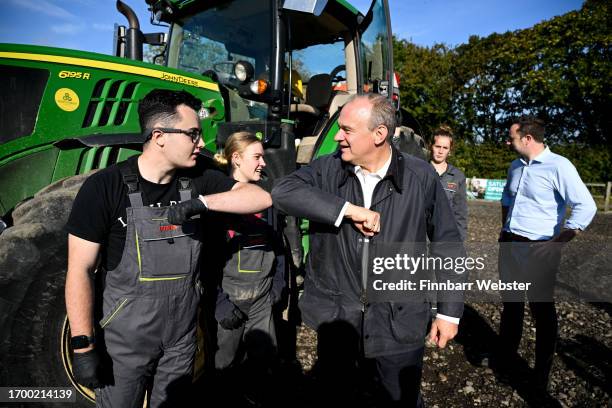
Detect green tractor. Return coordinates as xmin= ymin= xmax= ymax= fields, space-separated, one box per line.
xmin=0 ymin=0 xmax=424 ymax=405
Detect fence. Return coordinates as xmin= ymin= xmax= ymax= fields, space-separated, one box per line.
xmin=585 ymin=182 xmax=611 ymax=212
xmin=466 ymin=179 xmax=611 ymax=212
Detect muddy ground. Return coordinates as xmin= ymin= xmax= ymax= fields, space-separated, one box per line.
xmin=288 ymin=201 xmax=611 ymax=408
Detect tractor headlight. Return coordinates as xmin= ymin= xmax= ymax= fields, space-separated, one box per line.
xmin=234 ymin=61 xmax=254 ymax=83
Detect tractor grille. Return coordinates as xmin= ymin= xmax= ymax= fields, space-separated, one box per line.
xmin=82 ymin=79 xmax=139 ymax=128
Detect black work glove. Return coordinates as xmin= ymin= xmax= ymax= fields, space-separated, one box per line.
xmin=215 ymin=290 xmax=247 ymax=330
xmin=72 ymin=349 xmax=102 ymax=389
xmin=218 ymin=306 xmax=247 ymax=330
xmin=168 ymin=198 xmax=207 ymax=225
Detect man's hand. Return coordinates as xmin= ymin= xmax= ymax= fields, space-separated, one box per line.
xmin=428 ymin=318 xmax=458 ymax=348
xmin=167 ymin=197 xmax=207 ymax=225
xmin=553 ymin=228 xmax=578 ymax=243
xmin=72 ymin=349 xmax=102 ymax=389
xmin=344 ymin=203 xmax=380 ymax=237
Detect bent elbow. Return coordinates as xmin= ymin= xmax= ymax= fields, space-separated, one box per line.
xmin=263 ymin=191 xmax=273 ymax=208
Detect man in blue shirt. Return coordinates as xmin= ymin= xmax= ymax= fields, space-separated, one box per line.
xmin=497 ymin=116 xmax=596 ymax=391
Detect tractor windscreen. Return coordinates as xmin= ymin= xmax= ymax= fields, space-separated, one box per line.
xmin=359 ymin=0 xmax=392 ymax=95
xmin=169 ymin=0 xmax=271 ymax=120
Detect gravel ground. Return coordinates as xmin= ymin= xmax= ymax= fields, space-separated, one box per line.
xmin=291 ymin=200 xmax=612 ymax=408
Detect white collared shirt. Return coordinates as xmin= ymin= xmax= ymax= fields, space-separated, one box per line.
xmin=333 ymin=148 xmax=459 ymax=325
xmin=334 ymin=148 xmax=392 ymax=226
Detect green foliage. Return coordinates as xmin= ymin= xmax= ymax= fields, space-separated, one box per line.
xmin=394 ymin=0 xmax=611 ymax=146
xmin=394 ymin=0 xmax=611 ymax=181
xmin=451 ymin=140 xmax=516 ymax=179
xmin=550 ymin=144 xmax=611 ymax=182
xmin=450 ymin=141 xmax=610 ymax=182
xmin=393 ymin=38 xmax=456 ymax=139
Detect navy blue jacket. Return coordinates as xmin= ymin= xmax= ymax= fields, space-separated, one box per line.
xmin=272 ymin=146 xmax=465 ymax=357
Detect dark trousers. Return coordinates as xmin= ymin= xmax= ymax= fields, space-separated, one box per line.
xmin=499 ymin=301 xmax=558 ymax=385
xmin=375 ymin=348 xmax=425 ymax=408
xmin=315 ymin=320 xmax=425 ymax=407
xmin=498 ymin=232 xmax=560 ymax=387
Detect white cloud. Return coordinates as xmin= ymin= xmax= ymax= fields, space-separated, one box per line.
xmin=92 ymin=23 xmax=114 ymax=32
xmin=8 ymin=0 xmax=76 ymax=19
xmin=50 ymin=23 xmax=85 ymax=35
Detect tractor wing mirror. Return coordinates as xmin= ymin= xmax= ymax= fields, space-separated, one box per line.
xmin=143 ymin=32 xmax=167 ymax=46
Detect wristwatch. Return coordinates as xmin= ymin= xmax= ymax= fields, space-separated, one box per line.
xmin=70 ymin=335 xmax=95 ymax=350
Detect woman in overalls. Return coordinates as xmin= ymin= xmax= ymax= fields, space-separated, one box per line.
xmin=212 ymin=131 xmax=286 ymax=372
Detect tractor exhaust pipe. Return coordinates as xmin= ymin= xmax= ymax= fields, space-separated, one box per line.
xmin=116 ymin=0 xmax=143 ymax=60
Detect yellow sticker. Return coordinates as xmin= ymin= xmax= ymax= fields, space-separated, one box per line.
xmin=54 ymin=88 xmax=80 ymax=112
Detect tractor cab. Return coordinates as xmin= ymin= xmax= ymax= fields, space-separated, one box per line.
xmin=150 ymin=0 xmax=394 ymax=169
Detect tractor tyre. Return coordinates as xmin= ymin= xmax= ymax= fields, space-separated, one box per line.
xmin=0 ymin=172 xmax=96 ymax=407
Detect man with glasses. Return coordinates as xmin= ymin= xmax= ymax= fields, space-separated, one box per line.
xmin=496 ymin=116 xmax=596 ymax=392
xmin=65 ymin=89 xmax=271 ymax=407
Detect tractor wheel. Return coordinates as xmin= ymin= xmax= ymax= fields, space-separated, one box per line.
xmin=0 ymin=172 xmax=96 ymax=407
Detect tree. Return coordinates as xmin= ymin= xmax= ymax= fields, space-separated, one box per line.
xmin=451 ymin=0 xmax=611 ymax=145
xmin=393 ymin=37 xmax=456 ymax=141
xmin=392 ymin=0 xmax=611 ymax=180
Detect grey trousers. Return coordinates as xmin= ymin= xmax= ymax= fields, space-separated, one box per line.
xmin=95 ymin=292 xmax=198 ymax=408
xmin=215 ymin=294 xmax=276 ymax=369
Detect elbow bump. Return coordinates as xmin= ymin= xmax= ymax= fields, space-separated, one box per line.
xmin=264 ymin=193 xmax=273 ymax=207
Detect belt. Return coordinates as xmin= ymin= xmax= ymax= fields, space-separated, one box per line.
xmin=501 ymin=231 xmax=548 ymax=243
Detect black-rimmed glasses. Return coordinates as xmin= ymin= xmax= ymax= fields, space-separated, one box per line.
xmin=154 ymin=127 xmax=202 ymax=143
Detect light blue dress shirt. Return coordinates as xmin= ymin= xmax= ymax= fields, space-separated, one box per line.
xmin=501 ymin=147 xmax=597 ymax=240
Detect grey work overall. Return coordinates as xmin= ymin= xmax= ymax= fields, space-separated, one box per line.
xmin=215 ymin=216 xmax=276 ymax=370
xmin=95 ymin=165 xmax=202 ymax=408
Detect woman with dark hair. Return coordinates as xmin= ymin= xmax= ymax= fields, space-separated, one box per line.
xmin=429 ymin=126 xmax=467 ymax=240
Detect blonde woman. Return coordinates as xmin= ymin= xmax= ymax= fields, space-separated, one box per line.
xmin=212 ymin=132 xmax=286 ymax=370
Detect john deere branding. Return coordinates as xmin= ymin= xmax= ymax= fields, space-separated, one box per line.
xmin=0 ymin=51 xmax=219 ymax=91
xmin=54 ymin=88 xmax=80 ymax=112
xmin=160 ymin=73 xmax=198 ymax=87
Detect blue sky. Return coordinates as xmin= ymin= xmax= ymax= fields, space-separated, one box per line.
xmin=0 ymin=0 xmax=584 ymax=53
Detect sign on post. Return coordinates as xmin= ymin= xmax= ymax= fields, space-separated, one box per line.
xmin=467 ymin=178 xmax=507 ymax=201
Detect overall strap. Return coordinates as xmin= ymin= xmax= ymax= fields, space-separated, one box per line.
xmin=118 ymin=159 xmax=144 ymax=208
xmin=268 ymin=206 xmax=286 ymax=234
xmin=178 ymin=177 xmax=193 ymax=202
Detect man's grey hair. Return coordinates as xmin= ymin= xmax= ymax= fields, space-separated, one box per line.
xmin=346 ymin=93 xmax=396 ymax=137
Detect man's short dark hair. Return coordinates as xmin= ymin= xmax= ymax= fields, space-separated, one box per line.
xmin=138 ymin=89 xmax=202 ymax=137
xmin=512 ymin=115 xmax=545 ymax=143
xmin=347 ymin=93 xmax=397 ymax=138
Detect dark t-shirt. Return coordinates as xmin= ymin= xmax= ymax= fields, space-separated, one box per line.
xmin=65 ymin=156 xmax=236 ymax=271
